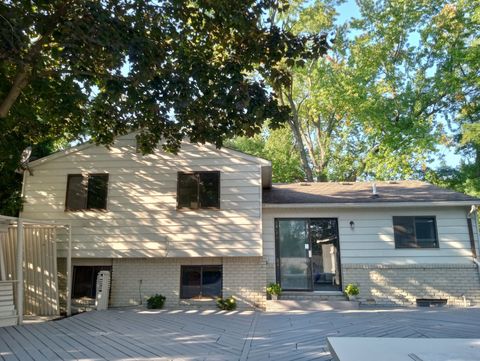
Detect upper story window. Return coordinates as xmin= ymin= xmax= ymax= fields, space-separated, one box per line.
xmin=177 ymin=171 xmax=220 ymax=209
xmin=393 ymin=216 xmax=438 ymax=249
xmin=65 ymin=174 xmax=109 ymax=211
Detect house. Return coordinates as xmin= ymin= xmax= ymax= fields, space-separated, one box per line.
xmin=19 ymin=133 xmax=480 ymax=310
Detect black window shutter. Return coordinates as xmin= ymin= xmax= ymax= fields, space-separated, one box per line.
xmin=66 ymin=174 xmax=87 ymax=210
xmin=87 ymin=174 xmax=109 ymax=210
xmin=199 ymin=172 xmax=220 ymax=208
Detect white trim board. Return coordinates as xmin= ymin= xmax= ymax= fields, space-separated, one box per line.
xmin=263 ymin=201 xmax=479 ymax=208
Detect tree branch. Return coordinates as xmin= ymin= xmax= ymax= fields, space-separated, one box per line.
xmin=0 ymin=65 xmax=30 ymax=118
xmin=0 ymin=1 xmax=72 ymax=118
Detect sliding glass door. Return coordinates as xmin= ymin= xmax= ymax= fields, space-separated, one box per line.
xmin=276 ymin=219 xmax=310 ymax=290
xmin=275 ymin=218 xmax=341 ymax=291
xmin=310 ymin=219 xmax=341 ymax=291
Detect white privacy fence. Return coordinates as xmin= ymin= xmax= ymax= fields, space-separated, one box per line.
xmin=0 ymin=226 xmax=59 ymax=316
xmin=0 ymin=216 xmax=72 ymax=323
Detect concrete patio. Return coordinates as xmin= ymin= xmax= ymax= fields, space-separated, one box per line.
xmin=1 ymin=307 xmax=480 ymax=360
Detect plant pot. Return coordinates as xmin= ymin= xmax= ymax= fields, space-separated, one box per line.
xmin=271 ymin=294 xmax=278 ymax=300
xmin=347 ymin=295 xmax=357 ymax=301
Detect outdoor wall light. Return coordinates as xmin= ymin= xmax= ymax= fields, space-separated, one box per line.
xmin=349 ymin=221 xmax=355 ymax=230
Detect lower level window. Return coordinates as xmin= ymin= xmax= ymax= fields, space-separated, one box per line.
xmin=72 ymin=265 xmax=112 ymax=298
xmin=180 ymin=265 xmax=222 ymax=299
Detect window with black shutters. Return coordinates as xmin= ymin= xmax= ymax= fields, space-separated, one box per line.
xmin=180 ymin=265 xmax=222 ymax=299
xmin=65 ymin=174 xmax=109 ymax=210
xmin=393 ymin=216 xmax=438 ymax=248
xmin=177 ymin=171 xmax=220 ymax=209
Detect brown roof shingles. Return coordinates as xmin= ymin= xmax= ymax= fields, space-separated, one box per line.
xmin=262 ymin=180 xmax=480 ymax=204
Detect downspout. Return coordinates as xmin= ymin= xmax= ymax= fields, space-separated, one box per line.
xmin=468 ymin=206 xmax=480 ymax=280
xmin=474 ymin=207 xmax=480 ymax=256
xmin=468 ymin=205 xmax=479 ymax=258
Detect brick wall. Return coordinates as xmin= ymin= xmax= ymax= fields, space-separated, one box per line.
xmin=343 ymin=263 xmax=480 ymax=306
xmin=110 ymin=257 xmax=267 ymax=309
xmin=223 ymin=257 xmax=266 ymax=309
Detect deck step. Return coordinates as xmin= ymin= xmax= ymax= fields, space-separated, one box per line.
xmin=0 ymin=304 xmax=14 ymax=313
xmin=280 ymin=291 xmax=348 ymax=301
xmin=0 ymin=295 xmax=14 ymax=302
xmin=0 ymin=283 xmax=18 ymax=327
xmin=266 ymin=300 xmax=359 ymax=312
xmin=0 ymin=315 xmax=17 ymax=327
xmin=0 ymin=283 xmax=14 ymax=290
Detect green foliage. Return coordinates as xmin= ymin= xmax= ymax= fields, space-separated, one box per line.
xmin=216 ymin=296 xmax=237 ymax=311
xmin=146 ymin=294 xmax=166 ymax=309
xmin=426 ymin=164 xmax=480 ymax=199
xmin=233 ymin=0 xmax=479 ymax=186
xmin=226 ymin=124 xmax=304 ymax=182
xmin=344 ymin=284 xmax=359 ymax=296
xmin=266 ymin=283 xmax=282 ymax=296
xmin=0 ymin=0 xmax=328 ymax=156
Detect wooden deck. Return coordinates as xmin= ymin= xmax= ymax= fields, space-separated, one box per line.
xmin=1 ymin=307 xmax=480 ymax=360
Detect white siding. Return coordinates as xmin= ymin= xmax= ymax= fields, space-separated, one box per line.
xmin=21 ymin=134 xmax=263 ymax=258
xmin=262 ymin=206 xmax=475 ymax=266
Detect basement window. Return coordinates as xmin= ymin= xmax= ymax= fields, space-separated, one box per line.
xmin=180 ymin=265 xmax=222 ymax=299
xmin=177 ymin=171 xmax=220 ymax=209
xmin=393 ymin=216 xmax=438 ymax=249
xmin=66 ymin=174 xmax=109 ymax=211
xmin=416 ymin=299 xmax=447 ymax=307
xmin=72 ymin=265 xmax=112 ymax=299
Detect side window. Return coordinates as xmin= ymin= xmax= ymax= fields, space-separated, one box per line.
xmin=177 ymin=171 xmax=220 ymax=209
xmin=393 ymin=216 xmax=438 ymax=248
xmin=180 ymin=265 xmax=222 ymax=299
xmin=66 ymin=174 xmax=109 ymax=211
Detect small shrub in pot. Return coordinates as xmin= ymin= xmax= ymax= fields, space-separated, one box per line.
xmin=146 ymin=294 xmax=166 ymax=309
xmin=216 ymin=296 xmax=237 ymax=311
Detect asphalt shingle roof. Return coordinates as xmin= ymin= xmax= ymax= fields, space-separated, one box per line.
xmin=262 ymin=180 xmax=480 ymax=204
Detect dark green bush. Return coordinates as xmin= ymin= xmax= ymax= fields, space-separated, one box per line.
xmin=146 ymin=294 xmax=166 ymax=309
xmin=216 ymin=296 xmax=236 ymax=311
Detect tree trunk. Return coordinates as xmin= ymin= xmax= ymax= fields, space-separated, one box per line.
xmin=475 ymin=145 xmax=480 ymax=179
xmin=288 ymin=116 xmax=314 ymax=182
xmin=278 ymin=87 xmax=314 ymax=182
xmin=0 ymin=67 xmax=30 ymax=118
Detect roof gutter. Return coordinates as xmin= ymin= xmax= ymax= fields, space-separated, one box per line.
xmin=263 ymin=201 xmax=480 ymax=209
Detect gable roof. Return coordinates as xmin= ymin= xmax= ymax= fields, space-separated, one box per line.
xmin=262 ymin=180 xmax=480 ymax=207
xmin=27 ymin=135 xmax=271 ymax=168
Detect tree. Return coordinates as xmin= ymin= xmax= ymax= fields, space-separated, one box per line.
xmin=0 ymin=1 xmax=328 ymax=155
xmin=0 ymin=0 xmax=329 ymax=215
xmin=422 ymin=1 xmax=480 ymax=195
xmin=255 ymin=0 xmax=477 ymax=183
xmin=226 ymin=124 xmax=304 ymax=183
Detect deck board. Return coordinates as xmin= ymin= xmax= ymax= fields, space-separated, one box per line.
xmin=0 ymin=307 xmax=480 ymax=360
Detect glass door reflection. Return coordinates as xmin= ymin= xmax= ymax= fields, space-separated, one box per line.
xmin=277 ymin=219 xmax=311 ymax=290
xmin=310 ymin=219 xmax=341 ymax=291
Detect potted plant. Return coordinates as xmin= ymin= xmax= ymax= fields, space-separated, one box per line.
xmin=344 ymin=284 xmax=359 ymax=301
xmin=266 ymin=283 xmax=282 ymax=300
xmin=216 ymin=296 xmax=237 ymax=310
xmin=146 ymin=294 xmax=166 ymax=309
